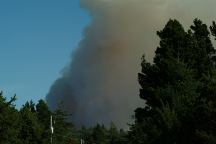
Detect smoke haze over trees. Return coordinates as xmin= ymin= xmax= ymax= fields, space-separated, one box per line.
xmin=1 ymin=18 xmax=216 ymax=143
xmin=46 ymin=0 xmax=216 ymax=128
xmin=0 ymin=92 xmax=126 ymax=144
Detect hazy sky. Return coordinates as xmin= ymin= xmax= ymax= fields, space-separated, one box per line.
xmin=46 ymin=0 xmax=216 ymax=128
xmin=1 ymin=0 xmax=216 ymax=111
xmin=0 ymin=0 xmax=90 ymax=108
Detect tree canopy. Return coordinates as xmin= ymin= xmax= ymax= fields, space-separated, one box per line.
xmin=1 ymin=18 xmax=216 ymax=144
xmin=128 ymin=19 xmax=216 ymax=144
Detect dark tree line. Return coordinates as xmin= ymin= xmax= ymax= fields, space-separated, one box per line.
xmin=0 ymin=94 xmax=52 ymax=144
xmin=0 ymin=92 xmax=126 ymax=144
xmin=1 ymin=18 xmax=216 ymax=144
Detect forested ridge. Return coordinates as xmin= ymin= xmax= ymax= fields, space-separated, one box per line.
xmin=1 ymin=18 xmax=216 ymax=143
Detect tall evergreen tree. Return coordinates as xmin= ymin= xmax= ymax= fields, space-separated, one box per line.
xmin=128 ymin=19 xmax=216 ymax=144
xmin=108 ymin=122 xmax=119 ymax=144
xmin=0 ymin=92 xmax=20 ymax=144
xmin=18 ymin=101 xmax=42 ymax=144
xmin=35 ymin=99 xmax=52 ymax=144
xmin=52 ymin=104 xmax=75 ymax=144
xmin=190 ymin=19 xmax=215 ymax=76
xmin=91 ymin=124 xmax=108 ymax=144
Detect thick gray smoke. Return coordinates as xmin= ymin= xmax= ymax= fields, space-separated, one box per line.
xmin=47 ymin=0 xmax=216 ymax=128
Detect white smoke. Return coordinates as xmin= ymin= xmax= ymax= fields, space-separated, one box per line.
xmin=47 ymin=0 xmax=216 ymax=128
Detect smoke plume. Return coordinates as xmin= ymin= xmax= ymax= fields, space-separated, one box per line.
xmin=47 ymin=0 xmax=216 ymax=128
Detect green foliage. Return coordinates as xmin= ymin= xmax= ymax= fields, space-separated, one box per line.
xmin=107 ymin=122 xmax=127 ymax=144
xmin=19 ymin=101 xmax=43 ymax=144
xmin=36 ymin=100 xmax=52 ymax=143
xmin=0 ymin=92 xmax=20 ymax=144
xmin=108 ymin=122 xmax=119 ymax=144
xmin=2 ymin=18 xmax=216 ymax=144
xmin=91 ymin=124 xmax=108 ymax=144
xmin=80 ymin=123 xmax=127 ymax=144
xmin=52 ymin=104 xmax=75 ymax=144
xmin=0 ymin=93 xmax=127 ymax=144
xmin=128 ymin=19 xmax=216 ymax=144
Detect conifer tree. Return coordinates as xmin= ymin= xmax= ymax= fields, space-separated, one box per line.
xmin=19 ymin=101 xmax=42 ymax=144
xmin=52 ymin=103 xmax=75 ymax=144
xmin=36 ymin=99 xmax=51 ymax=144
xmin=128 ymin=19 xmax=216 ymax=144
xmin=0 ymin=92 xmax=20 ymax=144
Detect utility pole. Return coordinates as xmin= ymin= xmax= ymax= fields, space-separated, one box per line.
xmin=51 ymin=115 xmax=54 ymax=144
xmin=81 ymin=139 xmax=84 ymax=144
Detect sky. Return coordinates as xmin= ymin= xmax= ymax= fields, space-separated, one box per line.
xmin=0 ymin=0 xmax=90 ymax=108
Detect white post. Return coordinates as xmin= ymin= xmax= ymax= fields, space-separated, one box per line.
xmin=81 ymin=139 xmax=84 ymax=144
xmin=51 ymin=115 xmax=54 ymax=144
